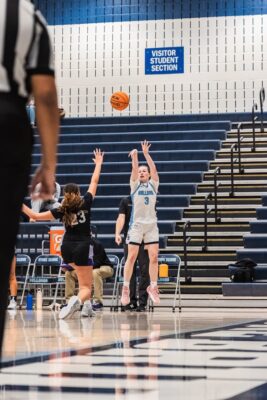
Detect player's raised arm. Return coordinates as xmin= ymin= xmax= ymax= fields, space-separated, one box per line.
xmin=128 ymin=149 xmax=139 ymax=182
xmin=141 ymin=140 xmax=159 ymax=182
xmin=88 ymin=148 xmax=104 ymax=198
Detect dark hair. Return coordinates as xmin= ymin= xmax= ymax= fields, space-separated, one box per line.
xmin=139 ymin=164 xmax=150 ymax=173
xmin=59 ymin=183 xmax=84 ymax=226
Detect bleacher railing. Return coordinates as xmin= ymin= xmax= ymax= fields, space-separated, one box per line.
xmin=237 ymin=123 xmax=244 ymax=174
xmin=229 ymin=123 xmax=244 ymax=197
xmin=202 ymin=167 xmax=221 ymax=252
xmin=202 ymin=193 xmax=212 ymax=252
xmin=260 ymin=86 xmax=265 ymax=133
xmin=183 ymin=220 xmax=192 ymax=284
xmin=251 ymin=103 xmax=258 ymax=152
xmin=213 ymin=166 xmax=221 ymax=223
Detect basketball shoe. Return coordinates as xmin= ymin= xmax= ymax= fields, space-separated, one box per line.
xmin=81 ymin=300 xmax=96 ymax=317
xmin=59 ymin=296 xmax=80 ymax=319
xmin=147 ymin=286 xmax=160 ymax=305
xmin=121 ymin=285 xmax=130 ymax=306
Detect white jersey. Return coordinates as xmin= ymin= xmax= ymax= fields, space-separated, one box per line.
xmin=130 ymin=179 xmax=159 ymax=225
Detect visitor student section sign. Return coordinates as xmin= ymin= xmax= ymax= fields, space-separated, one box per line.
xmin=145 ymin=47 xmax=184 ymax=75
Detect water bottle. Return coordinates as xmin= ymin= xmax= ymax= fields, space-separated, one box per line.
xmin=36 ymin=288 xmax=43 ymax=310
xmin=26 ymin=291 xmax=33 ymax=310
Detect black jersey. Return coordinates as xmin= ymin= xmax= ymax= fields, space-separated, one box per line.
xmin=51 ymin=192 xmax=93 ymax=239
xmin=118 ymin=196 xmax=132 ymax=238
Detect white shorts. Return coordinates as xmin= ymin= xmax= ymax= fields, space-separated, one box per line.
xmin=126 ymin=222 xmax=159 ymax=245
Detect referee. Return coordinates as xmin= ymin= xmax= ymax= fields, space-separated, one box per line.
xmin=0 ymin=0 xmax=59 ymax=360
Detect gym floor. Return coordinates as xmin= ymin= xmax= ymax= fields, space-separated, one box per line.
xmin=0 ymin=308 xmax=267 ymax=399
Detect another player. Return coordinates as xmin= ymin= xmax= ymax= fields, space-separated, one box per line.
xmin=22 ymin=149 xmax=104 ymax=319
xmin=121 ymin=140 xmax=160 ymax=306
xmin=7 ymin=256 xmax=17 ymax=310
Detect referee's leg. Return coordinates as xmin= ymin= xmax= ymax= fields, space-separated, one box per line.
xmin=0 ymin=163 xmax=30 ymax=361
xmin=0 ymin=100 xmax=33 ymax=362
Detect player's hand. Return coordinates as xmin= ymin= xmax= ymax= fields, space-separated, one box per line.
xmin=115 ymin=234 xmax=122 ymax=245
xmin=93 ymin=148 xmax=104 ymax=165
xmin=141 ymin=140 xmax=151 ymax=155
xmin=128 ymin=149 xmax=138 ymax=158
xmin=30 ymin=164 xmax=55 ymax=200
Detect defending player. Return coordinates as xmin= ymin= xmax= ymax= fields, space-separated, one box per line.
xmin=22 ymin=149 xmax=104 ymax=319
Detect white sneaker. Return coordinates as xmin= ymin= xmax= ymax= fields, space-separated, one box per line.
xmin=7 ymin=298 xmax=17 ymax=310
xmin=59 ymin=296 xmax=80 ymax=319
xmin=7 ymin=310 xmax=17 ymax=319
xmin=81 ymin=300 xmax=96 ymax=318
xmin=121 ymin=285 xmax=130 ymax=306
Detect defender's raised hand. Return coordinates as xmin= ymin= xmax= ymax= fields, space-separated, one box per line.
xmin=93 ymin=148 xmax=104 ymax=165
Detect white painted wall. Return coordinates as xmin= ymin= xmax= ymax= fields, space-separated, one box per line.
xmin=49 ymin=15 xmax=267 ymax=117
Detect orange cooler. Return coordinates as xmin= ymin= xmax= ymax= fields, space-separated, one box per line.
xmin=159 ymin=263 xmax=169 ymax=278
xmin=49 ymin=226 xmax=65 ymax=255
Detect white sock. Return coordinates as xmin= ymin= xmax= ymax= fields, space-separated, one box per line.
xmin=150 ymin=281 xmax=157 ymax=288
xmin=124 ymin=281 xmax=130 ymax=288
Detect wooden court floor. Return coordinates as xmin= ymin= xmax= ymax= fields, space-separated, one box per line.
xmin=0 ymin=308 xmax=267 ymax=399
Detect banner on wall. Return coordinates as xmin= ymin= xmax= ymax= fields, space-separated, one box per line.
xmin=145 ymin=46 xmax=184 ymax=75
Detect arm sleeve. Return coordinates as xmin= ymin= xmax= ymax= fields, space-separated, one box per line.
xmin=50 ymin=207 xmax=63 ymax=221
xmin=83 ymin=192 xmax=93 ymax=209
xmin=26 ymin=10 xmax=55 ymax=76
xmin=118 ymin=198 xmax=127 ymax=215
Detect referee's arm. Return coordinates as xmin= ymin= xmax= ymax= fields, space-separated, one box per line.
xmin=27 ymin=10 xmax=59 ymax=198
xmin=31 ymin=75 xmax=59 ymax=198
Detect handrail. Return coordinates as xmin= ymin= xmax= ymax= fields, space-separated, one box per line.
xmin=202 ymin=193 xmax=213 ymax=252
xmin=252 ymin=103 xmax=258 ymax=152
xmin=237 ymin=123 xmax=245 ymax=174
xmin=213 ymin=167 xmax=221 ymax=223
xmin=260 ymin=86 xmax=265 ymax=133
xmin=229 ymin=131 xmax=244 ymax=197
xmin=229 ymin=143 xmax=237 ymax=197
xmin=183 ymin=220 xmax=192 ymax=284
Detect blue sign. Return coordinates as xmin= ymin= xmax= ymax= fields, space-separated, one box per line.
xmin=145 ymin=47 xmax=184 ymax=75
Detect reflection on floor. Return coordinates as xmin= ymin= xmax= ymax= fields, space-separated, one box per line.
xmin=1 ymin=309 xmax=267 ymax=399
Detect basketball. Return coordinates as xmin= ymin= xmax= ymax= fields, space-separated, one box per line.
xmin=110 ymin=91 xmax=129 ymax=111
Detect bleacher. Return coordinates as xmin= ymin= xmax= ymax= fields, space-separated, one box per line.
xmin=20 ymin=115 xmax=230 ymax=264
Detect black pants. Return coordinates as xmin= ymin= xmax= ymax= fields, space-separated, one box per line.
xmin=0 ymin=95 xmax=33 ymax=361
xmin=124 ymin=243 xmax=150 ymax=307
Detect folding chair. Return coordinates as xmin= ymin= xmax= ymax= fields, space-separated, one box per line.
xmin=26 ymin=254 xmax=63 ymax=309
xmin=148 ymin=254 xmax=182 ymax=312
xmin=15 ymin=254 xmax=32 ymax=308
xmin=109 ymin=255 xmax=123 ymax=311
xmin=111 ymin=256 xmax=143 ymax=311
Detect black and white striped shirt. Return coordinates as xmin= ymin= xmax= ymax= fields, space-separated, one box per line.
xmin=0 ymin=0 xmax=54 ymax=100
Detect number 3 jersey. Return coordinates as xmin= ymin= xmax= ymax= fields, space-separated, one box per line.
xmin=130 ymin=179 xmax=159 ymax=225
xmin=51 ymin=192 xmax=93 ymax=239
